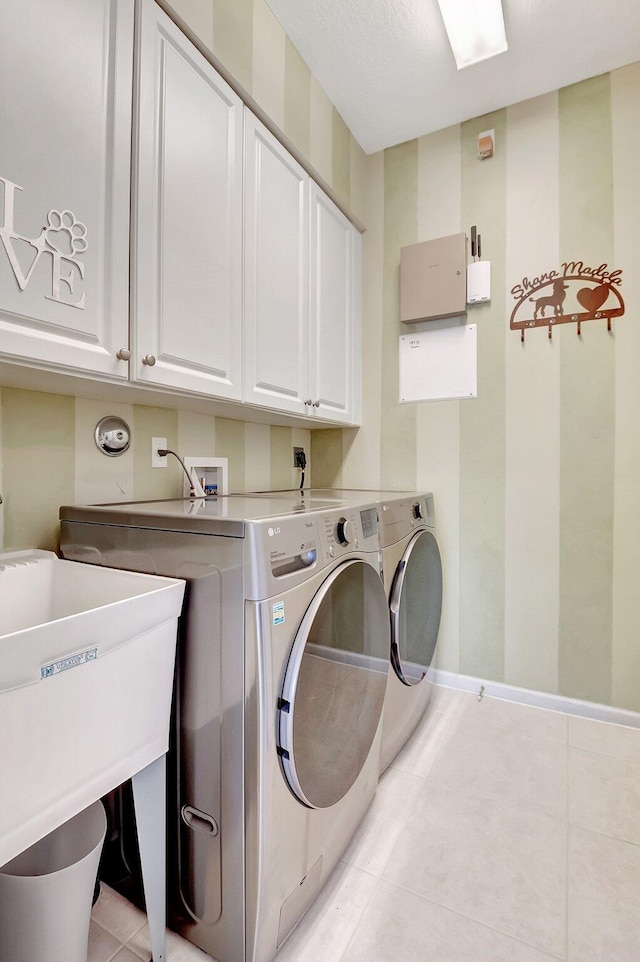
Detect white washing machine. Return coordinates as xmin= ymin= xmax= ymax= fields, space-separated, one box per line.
xmin=60 ymin=495 xmax=389 ymax=962
xmin=250 ymin=489 xmax=443 ymax=772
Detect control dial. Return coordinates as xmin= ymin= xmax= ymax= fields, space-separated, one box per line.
xmin=412 ymin=502 xmax=423 ymax=520
xmin=335 ymin=517 xmax=354 ymax=546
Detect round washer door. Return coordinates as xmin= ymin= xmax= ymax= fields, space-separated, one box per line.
xmin=278 ymin=559 xmax=390 ymax=809
xmin=390 ymin=529 xmax=443 ymax=686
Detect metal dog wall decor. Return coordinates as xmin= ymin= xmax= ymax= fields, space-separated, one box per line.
xmin=509 ymin=261 xmax=625 ymax=341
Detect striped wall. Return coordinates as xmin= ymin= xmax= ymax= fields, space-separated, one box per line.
xmin=415 ymin=125 xmax=462 ymax=678
xmin=459 ymin=109 xmax=507 ymax=681
xmin=504 ymin=92 xmax=560 ymax=696
xmin=0 ymin=389 xmax=312 ymax=551
xmin=326 ymin=64 xmax=640 ymax=714
xmin=610 ymin=63 xmax=640 ymax=712
xmin=558 ymin=75 xmax=615 ymax=704
xmin=0 ymin=0 xmax=365 ymax=552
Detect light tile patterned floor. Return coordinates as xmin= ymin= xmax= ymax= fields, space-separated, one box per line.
xmin=89 ymin=884 xmax=214 ymax=962
xmin=89 ymin=685 xmax=640 ymax=962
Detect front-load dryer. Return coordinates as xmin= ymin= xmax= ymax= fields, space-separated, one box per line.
xmin=250 ymin=489 xmax=444 ymax=773
xmin=376 ymin=492 xmax=443 ymax=771
xmin=60 ymin=495 xmax=389 ymax=962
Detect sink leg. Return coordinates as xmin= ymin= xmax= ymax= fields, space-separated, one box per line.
xmin=131 ymin=754 xmax=167 ymax=962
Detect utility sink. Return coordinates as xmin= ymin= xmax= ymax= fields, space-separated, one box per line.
xmin=0 ymin=550 xmax=185 ymax=867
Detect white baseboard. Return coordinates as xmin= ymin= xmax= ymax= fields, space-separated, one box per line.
xmin=432 ymin=668 xmax=640 ymax=730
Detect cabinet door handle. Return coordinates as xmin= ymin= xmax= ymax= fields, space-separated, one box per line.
xmin=142 ymin=354 xmax=157 ymax=366
xmin=313 ymin=400 xmax=320 ymax=407
xmin=115 ymin=348 xmax=131 ymax=361
xmin=304 ymin=398 xmax=313 ymax=406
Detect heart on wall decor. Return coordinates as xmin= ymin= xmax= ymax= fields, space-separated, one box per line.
xmin=576 ymin=284 xmax=610 ymax=314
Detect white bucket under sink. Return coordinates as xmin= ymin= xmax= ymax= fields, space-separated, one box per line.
xmin=0 ymin=550 xmax=185 ymax=868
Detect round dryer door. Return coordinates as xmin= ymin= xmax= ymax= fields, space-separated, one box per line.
xmin=278 ymin=559 xmax=390 ymax=809
xmin=390 ymin=529 xmax=443 ymax=686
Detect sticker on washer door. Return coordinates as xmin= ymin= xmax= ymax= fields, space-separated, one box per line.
xmin=272 ymin=601 xmax=285 ymax=625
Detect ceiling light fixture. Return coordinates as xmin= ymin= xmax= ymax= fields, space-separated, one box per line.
xmin=436 ymin=0 xmax=508 ymax=70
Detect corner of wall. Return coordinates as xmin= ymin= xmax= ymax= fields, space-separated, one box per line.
xmin=310 ymin=429 xmax=344 ymax=487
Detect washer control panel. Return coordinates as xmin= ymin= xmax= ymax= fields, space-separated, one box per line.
xmin=245 ymin=504 xmax=381 ymax=599
xmin=323 ymin=504 xmax=379 ymax=556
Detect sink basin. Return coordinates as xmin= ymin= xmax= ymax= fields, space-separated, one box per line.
xmin=0 ymin=550 xmax=185 ymax=867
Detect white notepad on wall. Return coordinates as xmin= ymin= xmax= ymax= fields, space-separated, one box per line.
xmin=399 ymin=324 xmax=477 ymax=402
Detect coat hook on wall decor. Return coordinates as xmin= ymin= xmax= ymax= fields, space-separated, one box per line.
xmin=509 ymin=259 xmax=625 ymax=342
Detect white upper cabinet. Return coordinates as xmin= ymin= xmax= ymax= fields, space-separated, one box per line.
xmin=0 ymin=0 xmax=361 ymax=424
xmin=244 ymin=112 xmax=310 ymax=416
xmin=0 ymin=0 xmax=133 ymax=377
xmin=132 ymin=0 xmax=243 ymax=399
xmin=309 ymin=184 xmax=361 ymax=424
xmin=244 ymin=113 xmax=361 ymax=424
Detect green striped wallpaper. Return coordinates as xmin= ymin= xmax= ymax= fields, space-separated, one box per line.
xmin=504 ymin=92 xmax=560 ymax=695
xmin=380 ymin=140 xmax=419 ymax=490
xmin=1 ymin=390 xmax=75 ymax=551
xmin=350 ymin=66 xmax=640 ymax=712
xmin=458 ymin=109 xmax=507 ymax=680
xmin=610 ymin=63 xmax=640 ymax=712
xmin=558 ymin=75 xmax=615 ymax=704
xmin=284 ymin=37 xmax=311 ymax=158
xmin=415 ymin=124 xmax=462 ymax=679
xmin=0 ymin=389 xmax=313 ymax=551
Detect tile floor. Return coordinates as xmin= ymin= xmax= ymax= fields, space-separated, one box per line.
xmin=89 ymin=685 xmax=640 ymax=962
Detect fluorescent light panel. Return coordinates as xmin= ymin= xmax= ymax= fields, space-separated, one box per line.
xmin=436 ymin=0 xmax=508 ymax=70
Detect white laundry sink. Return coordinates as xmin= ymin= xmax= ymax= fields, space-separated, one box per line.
xmin=0 ymin=550 xmax=185 ymax=867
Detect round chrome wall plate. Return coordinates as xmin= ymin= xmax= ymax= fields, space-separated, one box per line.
xmin=94 ymin=416 xmax=131 ymax=457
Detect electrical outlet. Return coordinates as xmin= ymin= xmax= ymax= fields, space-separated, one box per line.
xmin=293 ymin=446 xmax=306 ymax=468
xmin=152 ymin=437 xmax=167 ymax=468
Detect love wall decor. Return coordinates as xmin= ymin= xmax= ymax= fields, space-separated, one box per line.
xmin=509 ymin=261 xmax=625 ymax=341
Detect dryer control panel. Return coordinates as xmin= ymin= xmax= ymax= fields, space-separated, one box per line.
xmin=378 ymin=493 xmax=435 ymax=549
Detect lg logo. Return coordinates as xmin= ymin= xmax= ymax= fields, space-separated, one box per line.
xmin=267 ymin=526 xmax=281 ymax=537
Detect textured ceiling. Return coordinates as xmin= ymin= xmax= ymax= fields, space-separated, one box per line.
xmin=266 ymin=0 xmax=640 ymax=153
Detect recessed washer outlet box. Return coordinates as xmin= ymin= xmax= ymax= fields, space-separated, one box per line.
xmin=182 ymin=457 xmax=228 ymax=497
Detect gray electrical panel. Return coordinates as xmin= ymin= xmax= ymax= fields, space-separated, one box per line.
xmin=400 ymin=232 xmax=467 ymax=323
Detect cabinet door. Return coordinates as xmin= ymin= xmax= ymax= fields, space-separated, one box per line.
xmin=244 ymin=112 xmax=309 ymax=415
xmin=308 ymin=185 xmax=361 ymax=424
xmin=0 ymin=0 xmax=133 ymax=377
xmin=133 ymin=0 xmax=243 ymax=398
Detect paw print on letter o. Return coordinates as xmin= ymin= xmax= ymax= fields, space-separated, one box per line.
xmin=45 ymin=209 xmax=88 ymax=257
